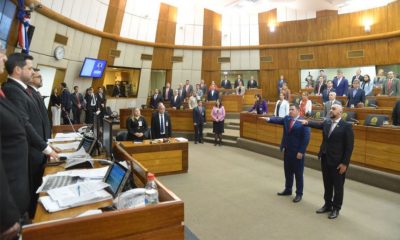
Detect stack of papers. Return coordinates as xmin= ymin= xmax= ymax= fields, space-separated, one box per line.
xmin=39 ymin=181 xmax=112 ymax=212
xmin=48 ymin=132 xmax=82 ymax=143
xmin=175 ymin=137 xmax=188 ymax=142
xmin=51 ymin=141 xmax=81 ymax=151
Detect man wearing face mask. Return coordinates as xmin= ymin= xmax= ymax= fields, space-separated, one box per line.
xmin=299 ymin=104 xmax=354 ymax=219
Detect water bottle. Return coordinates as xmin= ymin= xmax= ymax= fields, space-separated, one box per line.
xmin=145 ymin=173 xmax=159 ymax=205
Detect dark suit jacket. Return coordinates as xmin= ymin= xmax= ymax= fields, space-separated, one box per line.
xmin=221 ymin=80 xmax=232 ymax=89
xmin=151 ymin=112 xmax=172 ymax=139
xmin=126 ymin=116 xmax=148 ymax=141
xmin=247 ymin=80 xmax=258 ymax=89
xmin=60 ymin=88 xmax=72 ymax=109
xmin=162 ymin=87 xmax=173 ymax=101
xmin=314 ymin=82 xmax=327 ymax=95
xmin=193 ymin=106 xmax=206 ymax=125
xmin=71 ymin=92 xmax=84 ymax=109
xmin=96 ymin=92 xmax=106 ymax=114
xmin=112 ymin=85 xmax=121 ymax=97
xmin=0 ymin=98 xmax=48 ymax=222
xmin=234 ymin=79 xmax=244 ymax=89
xmin=347 ymin=88 xmax=366 ymax=107
xmin=277 ymin=79 xmax=287 ymax=95
xmin=352 ymin=75 xmax=365 ymax=84
xmin=207 ymin=90 xmax=219 ymax=101
xmin=307 ymin=119 xmax=354 ymax=166
xmin=332 ymin=77 xmax=349 ymax=96
xmin=84 ymin=93 xmax=98 ymax=110
xmin=28 ymin=86 xmax=51 ymax=140
xmin=268 ymin=116 xmax=310 ymax=158
xmin=182 ymin=85 xmax=193 ymax=99
xmin=392 ymin=100 xmax=400 ymax=126
xmin=150 ymin=94 xmax=163 ymax=109
xmin=170 ymin=95 xmax=182 ymax=109
xmin=322 ymin=88 xmax=336 ymax=102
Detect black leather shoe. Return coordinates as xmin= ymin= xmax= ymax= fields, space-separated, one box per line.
xmin=277 ymin=190 xmax=292 ymax=196
xmin=293 ymin=195 xmax=302 ymax=203
xmin=328 ymin=209 xmax=339 ymax=219
xmin=316 ymin=205 xmax=332 ymax=214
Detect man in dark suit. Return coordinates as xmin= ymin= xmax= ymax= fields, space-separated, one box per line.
xmin=332 ymin=69 xmax=349 ymax=97
xmin=193 ymin=100 xmax=206 ymax=144
xmin=314 ymin=76 xmax=327 ymax=96
xmin=261 ymin=104 xmax=311 ymax=203
xmin=347 ymin=79 xmax=365 ymax=108
xmin=150 ymin=88 xmax=163 ymax=109
xmin=60 ymin=82 xmax=71 ymax=124
xmin=162 ymin=82 xmax=173 ymax=102
xmin=207 ymin=84 xmax=219 ymax=101
xmin=84 ymin=87 xmax=98 ymax=124
xmin=71 ymin=86 xmax=84 ymax=124
xmin=277 ymin=75 xmax=287 ymax=96
xmin=221 ymin=75 xmax=232 ymax=89
xmin=151 ymin=103 xmax=172 ymax=139
xmin=247 ymin=76 xmax=258 ymax=89
xmin=300 ymin=104 xmax=354 ymax=219
xmin=112 ymin=81 xmax=123 ymax=97
xmin=323 ymin=92 xmax=341 ymax=117
xmin=2 ymin=52 xmax=59 ymax=218
xmin=322 ymin=80 xmax=336 ymax=103
xmin=96 ymin=86 xmax=106 ymax=121
xmin=351 ymin=69 xmax=364 ymax=85
xmin=182 ymin=80 xmax=193 ymax=99
xmin=234 ymin=75 xmax=244 ymax=89
xmin=392 ymin=100 xmax=400 ymax=126
xmin=170 ymin=89 xmax=182 ymax=109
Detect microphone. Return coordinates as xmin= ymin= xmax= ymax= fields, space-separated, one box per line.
xmin=350 ymin=118 xmax=360 ymax=124
xmin=62 ymin=109 xmax=82 ymax=137
xmin=369 ymin=103 xmax=378 ymax=108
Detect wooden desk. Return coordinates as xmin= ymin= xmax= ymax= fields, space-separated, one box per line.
xmin=240 ymin=112 xmax=400 ymax=174
xmin=243 ymin=89 xmax=262 ymax=105
xmin=23 ymin=145 xmax=184 ymax=240
xmin=311 ymin=106 xmax=392 ymax=123
xmin=374 ymin=96 xmax=400 ymax=108
xmin=221 ymin=94 xmax=243 ymax=112
xmin=119 ymin=139 xmax=189 ymax=175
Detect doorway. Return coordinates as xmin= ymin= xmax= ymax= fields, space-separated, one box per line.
xmin=37 ymin=65 xmax=66 ymax=108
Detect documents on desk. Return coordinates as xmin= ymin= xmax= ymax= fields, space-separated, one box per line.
xmin=50 ymin=141 xmax=81 ymax=151
xmin=48 ymin=132 xmax=82 ymax=143
xmin=175 ymin=137 xmax=188 ymax=142
xmin=39 ymin=181 xmax=112 ymax=212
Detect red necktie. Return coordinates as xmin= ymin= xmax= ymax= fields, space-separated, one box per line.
xmin=0 ymin=88 xmax=5 ymax=98
xmin=289 ymin=119 xmax=294 ymax=131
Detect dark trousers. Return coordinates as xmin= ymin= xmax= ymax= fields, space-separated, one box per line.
xmin=194 ymin=123 xmax=204 ymax=142
xmin=321 ymin=156 xmax=346 ymax=210
xmin=62 ymin=108 xmax=71 ymax=124
xmin=72 ymin=107 xmax=82 ymax=124
xmin=85 ymin=106 xmax=96 ymax=124
xmin=283 ymin=151 xmax=304 ymax=195
xmin=28 ymin=151 xmax=46 ymax=218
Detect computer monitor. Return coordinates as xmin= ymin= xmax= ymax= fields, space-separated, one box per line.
xmin=103 ymin=118 xmax=113 ymax=159
xmin=103 ymin=162 xmax=130 ymax=197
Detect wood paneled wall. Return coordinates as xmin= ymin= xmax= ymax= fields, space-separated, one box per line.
xmin=151 ymin=3 xmax=177 ymax=85
xmin=93 ymin=0 xmax=127 ymax=90
xmin=258 ymin=1 xmax=400 ymax=100
xmin=201 ymin=9 xmax=221 ymax=86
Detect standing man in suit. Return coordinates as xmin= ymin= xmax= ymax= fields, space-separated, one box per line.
xmin=299 ymin=104 xmax=354 ymax=219
xmin=96 ymin=87 xmax=106 ymax=122
xmin=234 ymin=75 xmax=244 ymax=89
xmin=199 ymin=79 xmax=207 ymax=96
xmin=392 ymin=100 xmax=400 ymax=126
xmin=324 ymin=92 xmax=341 ymax=117
xmin=170 ymin=89 xmax=182 ymax=109
xmin=84 ymin=87 xmax=97 ymax=124
xmin=347 ymin=79 xmax=365 ymax=108
xmin=193 ymin=100 xmax=206 ymax=144
xmin=207 ymin=84 xmax=219 ymax=101
xmin=261 ymin=104 xmax=311 ymax=203
xmin=112 ymin=81 xmax=122 ymax=97
xmin=351 ymin=69 xmax=364 ymax=85
xmin=150 ymin=88 xmax=163 ymax=109
xmin=60 ymin=82 xmax=71 ymax=124
xmin=332 ymin=69 xmax=349 ymax=96
xmin=314 ymin=76 xmax=327 ymax=96
xmin=182 ymin=80 xmax=193 ymax=100
xmin=163 ymin=82 xmax=173 ymax=102
xmin=277 ymin=75 xmax=287 ymax=96
xmin=71 ymin=86 xmax=84 ymax=124
xmin=221 ymin=75 xmax=232 ymax=89
xmin=382 ymin=71 xmax=399 ymax=96
xmin=322 ymin=80 xmax=336 ymax=103
xmin=151 ymin=103 xmax=172 ymax=139
xmin=247 ymin=76 xmax=258 ymax=89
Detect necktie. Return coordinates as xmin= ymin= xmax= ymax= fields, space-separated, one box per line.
xmin=91 ymin=94 xmax=96 ymax=106
xmin=289 ymin=119 xmax=294 ymax=131
xmin=165 ymin=88 xmax=169 ymax=100
xmin=0 ymin=88 xmax=5 ymax=98
xmin=160 ymin=114 xmax=164 ymax=134
xmin=388 ymin=79 xmax=392 ymax=93
xmin=26 ymin=87 xmax=33 ymax=96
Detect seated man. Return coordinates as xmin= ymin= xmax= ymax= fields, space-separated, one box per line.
xmin=126 ymin=107 xmax=149 ymax=141
xmin=347 ymin=79 xmax=365 ymax=108
xmin=170 ymin=89 xmax=182 ymax=109
xmin=151 ymin=103 xmax=172 ymax=139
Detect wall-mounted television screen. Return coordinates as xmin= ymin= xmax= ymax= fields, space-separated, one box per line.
xmin=80 ymin=58 xmax=107 ymax=78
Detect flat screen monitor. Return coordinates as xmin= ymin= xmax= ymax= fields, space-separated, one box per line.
xmin=79 ymin=58 xmax=107 ymax=78
xmin=103 ymin=118 xmax=113 ymax=159
xmin=103 ymin=162 xmax=130 ymax=197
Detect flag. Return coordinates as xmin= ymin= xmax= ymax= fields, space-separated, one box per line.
xmin=17 ymin=0 xmax=31 ymax=54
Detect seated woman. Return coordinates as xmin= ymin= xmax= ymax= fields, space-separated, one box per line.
xmin=274 ymin=92 xmax=289 ymax=117
xmin=248 ymin=94 xmax=268 ymax=114
xmin=126 ymin=107 xmax=149 ymax=141
xmin=299 ymin=91 xmax=312 ymax=117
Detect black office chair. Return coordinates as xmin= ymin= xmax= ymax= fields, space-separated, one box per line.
xmin=364 ymin=114 xmax=388 ymax=127
xmin=143 ymin=128 xmax=152 ymax=140
xmin=116 ymin=130 xmax=128 ymax=141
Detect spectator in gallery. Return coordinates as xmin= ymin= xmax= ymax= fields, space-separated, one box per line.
xmin=347 ymin=79 xmax=365 ymax=108
xmin=361 ymin=74 xmax=374 ymax=96
xmin=277 ymin=75 xmax=287 ymax=96
xmin=207 ymin=84 xmax=219 ymax=101
xmin=236 ymin=81 xmax=246 ymax=96
xmin=170 ymin=89 xmax=182 ymax=110
xmin=248 ymin=94 xmax=268 ymax=115
xmin=200 ymin=79 xmax=207 ymax=96
xmin=322 ymin=80 xmax=336 ymax=103
xmin=373 ymin=69 xmax=386 ymax=88
xmin=221 ymin=75 xmax=232 ymax=89
xmin=195 ymin=84 xmax=203 ymax=100
xmin=314 ymin=76 xmax=327 ymax=96
xmin=188 ymin=92 xmax=198 ymax=109
xmin=298 ymin=91 xmax=312 ymax=117
xmin=280 ymin=82 xmax=291 ymax=101
xmin=352 ymin=69 xmax=364 ymax=85
xmin=247 ymin=76 xmax=258 ymax=89
xmin=234 ymin=75 xmax=244 ymax=89
xmin=71 ymin=86 xmax=84 ymax=124
xmin=274 ymin=92 xmax=290 ymax=117
xmin=150 ymin=88 xmax=163 ymax=109
xmin=382 ymin=71 xmax=399 ymax=96
xmin=163 ymin=82 xmax=173 ymax=102
xmin=332 ymin=69 xmax=349 ymax=96
xmin=182 ymin=79 xmax=193 ymax=99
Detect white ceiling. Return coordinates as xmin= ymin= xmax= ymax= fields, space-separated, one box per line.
xmin=161 ymin=0 xmax=396 ymax=14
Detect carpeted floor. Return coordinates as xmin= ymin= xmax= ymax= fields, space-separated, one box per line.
xmin=159 ymin=142 xmax=400 ymax=240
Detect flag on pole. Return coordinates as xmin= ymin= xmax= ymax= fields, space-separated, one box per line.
xmin=17 ymin=0 xmax=30 ymax=54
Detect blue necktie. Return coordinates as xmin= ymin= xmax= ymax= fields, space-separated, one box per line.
xmin=160 ymin=114 xmax=164 ymax=133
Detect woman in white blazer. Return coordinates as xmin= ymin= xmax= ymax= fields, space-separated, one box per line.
xmin=274 ymin=92 xmax=290 ymax=117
